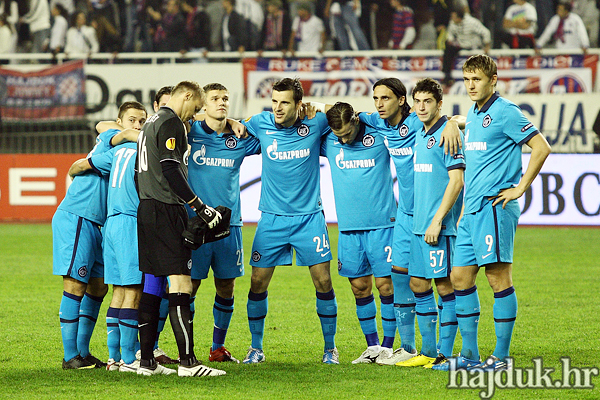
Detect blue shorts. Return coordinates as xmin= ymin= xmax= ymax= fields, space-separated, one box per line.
xmin=337 ymin=228 xmax=393 ymax=278
xmin=392 ymin=211 xmax=413 ymax=269
xmin=410 ymin=234 xmax=455 ymax=279
xmin=103 ymin=214 xmax=142 ymax=286
xmin=52 ymin=209 xmax=104 ymax=283
xmin=251 ymin=212 xmax=332 ymax=268
xmin=191 ymin=226 xmax=244 ymax=280
xmin=454 ymin=200 xmax=520 ymax=267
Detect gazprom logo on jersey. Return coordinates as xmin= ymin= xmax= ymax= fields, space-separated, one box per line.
xmin=414 ymin=163 xmax=433 ymax=173
xmin=192 ymin=145 xmax=235 ymax=167
xmin=384 ymin=137 xmax=413 ymax=156
xmin=266 ymin=139 xmax=310 ymax=161
xmin=335 ymin=148 xmax=375 ymax=169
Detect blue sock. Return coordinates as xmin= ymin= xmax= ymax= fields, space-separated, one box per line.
xmin=392 ymin=270 xmax=415 ymax=353
xmin=247 ymin=290 xmax=267 ymax=349
xmin=77 ymin=293 xmax=104 ymax=357
xmin=436 ymin=294 xmax=443 ymax=352
xmin=356 ymin=294 xmax=379 ymax=347
xmin=119 ymin=308 xmax=139 ymax=364
xmin=414 ymin=288 xmax=437 ymax=357
xmin=106 ymin=307 xmax=121 ymax=362
xmin=493 ymin=286 xmax=517 ymax=360
xmin=190 ymin=295 xmax=196 ymax=321
xmin=212 ymin=294 xmax=234 ymax=351
xmin=155 ymin=295 xmax=169 ymax=350
xmin=439 ymin=292 xmax=458 ymax=358
xmin=455 ymin=285 xmax=481 ymax=361
xmin=380 ymin=294 xmax=395 ymax=349
xmin=316 ymin=289 xmax=337 ymax=350
xmin=59 ymin=291 xmax=82 ymax=361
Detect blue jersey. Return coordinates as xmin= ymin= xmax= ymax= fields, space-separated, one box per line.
xmin=89 ymin=142 xmax=139 ymax=218
xmin=242 ymin=112 xmax=331 ymax=216
xmin=57 ymin=129 xmax=119 ymax=225
xmin=464 ymin=92 xmax=539 ymax=213
xmin=359 ymin=111 xmax=420 ymax=215
xmin=321 ymin=122 xmax=396 ymax=231
xmin=413 ymin=116 xmax=465 ymax=236
xmin=187 ymin=120 xmax=261 ymax=226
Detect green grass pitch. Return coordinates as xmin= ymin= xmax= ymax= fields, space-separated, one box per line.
xmin=0 ymin=224 xmax=598 ymax=399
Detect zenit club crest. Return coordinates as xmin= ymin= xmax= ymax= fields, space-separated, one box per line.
xmin=297 ymin=124 xmax=310 ymax=137
xmin=78 ymin=266 xmax=88 ymax=278
xmin=399 ymin=125 xmax=409 ymax=137
xmin=166 ymin=137 xmax=176 ymax=150
xmin=225 ymin=136 xmax=237 ymax=149
xmin=187 ymin=259 xmax=192 ymax=270
xmin=362 ymin=134 xmax=375 ymax=147
xmin=427 ymin=136 xmax=436 ymax=149
xmin=337 ymin=260 xmax=342 ymax=271
xmin=252 ymin=251 xmax=261 ymax=262
xmin=483 ymin=115 xmax=492 ymax=128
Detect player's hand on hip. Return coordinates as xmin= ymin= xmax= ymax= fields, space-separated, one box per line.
xmin=198 ymin=204 xmax=222 ymax=229
xmin=490 ymin=187 xmax=523 ymax=208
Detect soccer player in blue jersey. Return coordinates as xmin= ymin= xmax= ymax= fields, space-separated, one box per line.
xmin=241 ymin=78 xmax=339 ymax=364
xmin=53 ymin=105 xmax=142 ymax=370
xmin=187 ymin=83 xmax=261 ymax=363
xmin=322 ymin=102 xmax=397 ymax=364
xmin=68 ymin=101 xmax=148 ymax=372
xmin=394 ymin=78 xmax=464 ymax=368
xmin=435 ymin=55 xmax=551 ymax=371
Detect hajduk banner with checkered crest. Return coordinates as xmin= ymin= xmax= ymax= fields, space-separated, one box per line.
xmin=0 ymin=60 xmax=85 ymax=121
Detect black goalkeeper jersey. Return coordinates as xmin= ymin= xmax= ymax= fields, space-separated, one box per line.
xmin=137 ymin=106 xmax=188 ymax=205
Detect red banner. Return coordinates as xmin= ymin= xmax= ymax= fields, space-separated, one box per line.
xmin=0 ymin=60 xmax=86 ymax=121
xmin=0 ymin=154 xmax=85 ymax=222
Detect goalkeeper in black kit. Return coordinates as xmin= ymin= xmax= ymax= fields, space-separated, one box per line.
xmin=135 ymin=80 xmax=230 ymax=377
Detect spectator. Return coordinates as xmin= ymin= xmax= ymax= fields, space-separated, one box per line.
xmin=429 ymin=0 xmax=450 ymax=49
xmin=502 ymin=0 xmax=537 ymax=49
xmin=181 ymin=0 xmax=211 ymax=53
xmin=236 ymin=0 xmax=264 ymax=50
xmin=259 ymin=0 xmax=291 ymax=54
xmin=20 ymin=0 xmax=51 ymax=53
xmin=87 ymin=0 xmax=119 ymax=36
xmin=388 ymin=0 xmax=414 ymax=49
xmin=154 ymin=0 xmax=187 ymax=52
xmin=91 ymin=13 xmax=121 ymax=52
xmin=412 ymin=8 xmax=436 ymax=50
xmin=221 ymin=0 xmax=248 ymax=52
xmin=288 ymin=1 xmax=325 ymax=54
xmin=48 ymin=3 xmax=68 ymax=54
xmin=442 ymin=6 xmax=490 ymax=86
xmin=0 ymin=13 xmax=17 ymax=53
xmin=65 ymin=11 xmax=99 ymax=55
xmin=572 ymin=0 xmax=599 ymax=48
xmin=122 ymin=0 xmax=157 ymax=52
xmin=324 ymin=0 xmax=370 ymax=50
xmin=536 ymin=1 xmax=589 ymax=53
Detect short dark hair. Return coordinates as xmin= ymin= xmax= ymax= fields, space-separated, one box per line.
xmin=462 ymin=54 xmax=498 ymax=79
xmin=326 ymin=102 xmax=356 ymax=131
xmin=373 ymin=78 xmax=411 ymax=119
xmin=154 ymin=86 xmax=173 ymax=105
xmin=203 ymin=83 xmax=228 ymax=92
xmin=272 ymin=78 xmax=304 ymax=103
xmin=558 ymin=1 xmax=572 ymax=12
xmin=412 ymin=78 xmax=443 ymax=103
xmin=118 ymin=101 xmax=147 ymax=120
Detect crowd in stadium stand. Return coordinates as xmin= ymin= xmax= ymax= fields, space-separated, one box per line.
xmin=0 ymin=0 xmax=597 ymax=57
